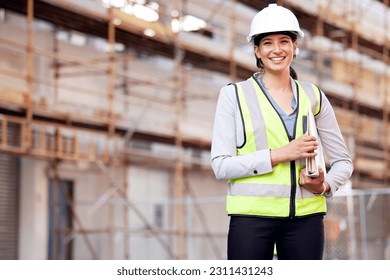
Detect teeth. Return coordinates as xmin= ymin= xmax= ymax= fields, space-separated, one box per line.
xmin=270 ymin=57 xmax=283 ymax=61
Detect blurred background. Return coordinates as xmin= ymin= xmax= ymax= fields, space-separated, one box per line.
xmin=0 ymin=0 xmax=389 ymax=260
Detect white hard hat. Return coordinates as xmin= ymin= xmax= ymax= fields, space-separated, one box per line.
xmin=247 ymin=4 xmax=304 ymax=43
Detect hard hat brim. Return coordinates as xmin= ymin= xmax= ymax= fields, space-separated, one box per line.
xmin=247 ymin=30 xmax=304 ymax=43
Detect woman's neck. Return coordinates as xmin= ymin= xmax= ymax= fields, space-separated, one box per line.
xmin=260 ymin=71 xmax=294 ymax=115
xmin=261 ymin=71 xmax=291 ymax=92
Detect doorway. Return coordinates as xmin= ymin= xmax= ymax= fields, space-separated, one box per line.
xmin=48 ymin=179 xmax=73 ymax=260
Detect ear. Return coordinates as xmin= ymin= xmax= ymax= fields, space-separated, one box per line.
xmin=293 ymin=41 xmax=298 ymax=56
xmin=254 ymin=45 xmax=260 ymax=58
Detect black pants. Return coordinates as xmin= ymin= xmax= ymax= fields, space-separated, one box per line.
xmin=228 ymin=215 xmax=324 ymax=260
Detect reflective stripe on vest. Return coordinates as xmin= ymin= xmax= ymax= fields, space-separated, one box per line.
xmin=227 ymin=76 xmax=326 ymax=218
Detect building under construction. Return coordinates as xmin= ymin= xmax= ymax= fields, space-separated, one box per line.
xmin=0 ymin=0 xmax=389 ymax=260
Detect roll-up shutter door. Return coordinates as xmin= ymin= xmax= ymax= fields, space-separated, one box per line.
xmin=0 ymin=154 xmax=20 ymax=259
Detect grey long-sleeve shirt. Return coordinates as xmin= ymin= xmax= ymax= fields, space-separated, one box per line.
xmin=210 ymin=76 xmax=354 ymax=197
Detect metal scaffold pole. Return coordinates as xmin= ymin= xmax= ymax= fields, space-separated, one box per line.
xmin=229 ymin=0 xmax=237 ymax=82
xmin=173 ymin=0 xmax=186 ymax=260
xmin=107 ymin=6 xmax=116 ymax=258
xmin=316 ymin=5 xmax=325 ymax=86
xmin=383 ymin=0 xmax=390 ymax=185
xmin=122 ymin=164 xmax=130 ymax=259
xmin=107 ymin=7 xmax=116 ymax=162
xmin=351 ymin=22 xmax=361 ymax=188
xmin=25 ymin=0 xmax=34 ymax=151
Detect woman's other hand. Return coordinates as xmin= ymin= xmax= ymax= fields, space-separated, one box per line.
xmin=299 ymin=167 xmax=326 ymax=194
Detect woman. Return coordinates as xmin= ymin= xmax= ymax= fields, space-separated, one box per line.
xmin=210 ymin=4 xmax=353 ymax=260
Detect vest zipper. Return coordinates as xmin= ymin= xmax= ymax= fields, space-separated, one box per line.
xmin=289 ymin=158 xmax=297 ymax=218
xmin=289 ymin=82 xmax=300 ymax=218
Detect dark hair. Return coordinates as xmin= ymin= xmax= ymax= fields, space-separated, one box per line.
xmin=253 ymin=31 xmax=298 ymax=79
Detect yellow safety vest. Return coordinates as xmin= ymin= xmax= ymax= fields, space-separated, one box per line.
xmin=227 ymin=76 xmax=327 ymax=218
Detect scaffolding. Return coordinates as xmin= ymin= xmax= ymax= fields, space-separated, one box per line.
xmin=0 ymin=0 xmax=390 ymax=259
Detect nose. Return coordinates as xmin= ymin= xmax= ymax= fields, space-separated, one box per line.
xmin=272 ymin=42 xmax=281 ymax=53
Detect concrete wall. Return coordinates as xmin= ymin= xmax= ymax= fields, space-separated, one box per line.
xmin=19 ymin=158 xmax=49 ymax=259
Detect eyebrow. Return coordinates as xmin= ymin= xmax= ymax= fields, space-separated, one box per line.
xmin=261 ymin=36 xmax=291 ymax=43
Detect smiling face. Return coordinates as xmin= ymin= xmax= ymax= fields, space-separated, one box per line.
xmin=254 ymin=33 xmax=297 ymax=74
